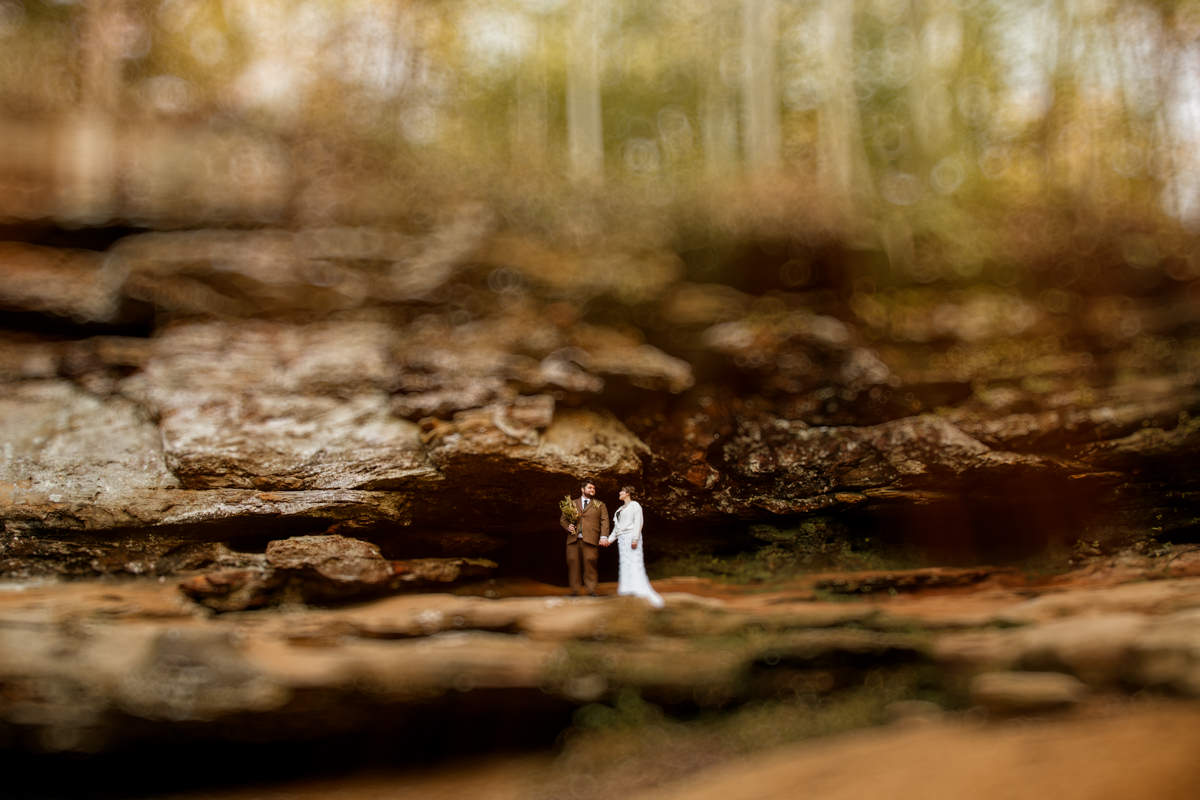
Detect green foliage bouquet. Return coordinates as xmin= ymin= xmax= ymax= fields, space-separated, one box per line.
xmin=559 ymin=495 xmax=580 ymax=524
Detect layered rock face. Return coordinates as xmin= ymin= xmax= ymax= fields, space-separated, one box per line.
xmin=1 ymin=215 xmax=1198 ymax=581
xmin=2 ymin=218 xmax=1199 ymax=797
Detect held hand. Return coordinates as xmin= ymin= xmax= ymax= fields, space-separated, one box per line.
xmin=631 ymin=540 xmax=639 ymax=550
xmin=599 ymin=537 xmax=609 ymax=547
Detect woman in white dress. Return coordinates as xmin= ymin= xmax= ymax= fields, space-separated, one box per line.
xmin=603 ymin=486 xmax=664 ymax=608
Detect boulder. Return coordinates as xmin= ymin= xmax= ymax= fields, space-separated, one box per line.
xmin=115 ymin=628 xmax=290 ymax=722
xmin=180 ymin=536 xmax=500 ymax=611
xmin=109 ymin=208 xmax=492 ymax=316
xmin=0 ymin=379 xmax=178 ymax=502
xmin=124 ymin=319 xmax=440 ymax=491
xmin=1126 ymin=608 xmax=1200 ymax=696
xmin=178 ymin=568 xmax=286 ymax=613
xmin=422 ymin=406 xmax=649 ymax=482
xmin=1011 ymin=614 xmax=1150 ymax=687
xmin=391 ymin=557 xmax=498 ymax=588
xmin=969 ymin=670 xmax=1089 ymax=714
xmin=0 ymin=242 xmax=124 ymax=322
xmin=653 ymin=411 xmax=1058 ymax=520
xmin=265 ymin=534 xmax=394 ymax=585
xmin=947 ymin=379 xmax=1200 ymax=453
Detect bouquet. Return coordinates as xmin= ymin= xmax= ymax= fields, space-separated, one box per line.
xmin=559 ymin=495 xmax=581 ymax=524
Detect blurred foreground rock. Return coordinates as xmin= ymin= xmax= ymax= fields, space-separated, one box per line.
xmin=179 ymin=534 xmax=498 ymax=611
xmin=624 ymin=703 xmax=1200 ymax=800
xmin=1 ymin=549 xmax=1198 ymax=761
xmin=968 ymin=671 xmax=1090 ymax=714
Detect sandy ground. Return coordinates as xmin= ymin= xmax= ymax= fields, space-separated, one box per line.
xmin=155 ymin=700 xmax=1200 ymax=800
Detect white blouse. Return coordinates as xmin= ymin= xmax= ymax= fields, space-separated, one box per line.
xmin=610 ymin=501 xmax=643 ymax=544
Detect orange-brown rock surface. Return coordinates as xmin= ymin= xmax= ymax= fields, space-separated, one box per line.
xmin=2 ymin=225 xmax=1198 ymax=581
xmin=0 ymin=548 xmax=1197 ymax=797
xmin=1 ymin=221 xmax=1199 ymax=797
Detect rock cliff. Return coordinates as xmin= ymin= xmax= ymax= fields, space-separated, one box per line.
xmin=2 ymin=218 xmax=1197 ymax=582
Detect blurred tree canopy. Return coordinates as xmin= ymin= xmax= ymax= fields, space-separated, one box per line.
xmin=2 ymin=0 xmax=1200 ymax=291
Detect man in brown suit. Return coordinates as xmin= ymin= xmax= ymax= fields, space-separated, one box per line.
xmin=560 ymin=477 xmax=609 ymax=596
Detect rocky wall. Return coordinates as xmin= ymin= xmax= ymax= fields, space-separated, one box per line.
xmin=2 ymin=213 xmax=1199 ymax=582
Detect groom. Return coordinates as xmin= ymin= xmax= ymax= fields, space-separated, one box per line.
xmin=559 ymin=477 xmax=609 ymax=596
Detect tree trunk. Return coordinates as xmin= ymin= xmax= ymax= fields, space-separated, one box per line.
xmin=513 ymin=30 xmax=549 ymax=169
xmin=815 ymin=0 xmax=871 ymax=224
xmin=741 ymin=0 xmax=781 ymax=173
xmin=567 ymin=0 xmax=604 ymax=183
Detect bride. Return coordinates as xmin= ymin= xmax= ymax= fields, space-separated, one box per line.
xmin=602 ymin=485 xmax=664 ymax=608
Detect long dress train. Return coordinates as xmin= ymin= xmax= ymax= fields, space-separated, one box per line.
xmin=610 ymin=501 xmax=664 ymax=608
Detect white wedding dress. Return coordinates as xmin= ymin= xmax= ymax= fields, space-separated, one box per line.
xmin=609 ymin=501 xmax=664 ymax=608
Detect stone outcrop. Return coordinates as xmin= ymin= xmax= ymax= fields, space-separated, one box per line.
xmin=116 ymin=318 xmax=440 ymax=491
xmin=968 ymin=670 xmax=1090 ymax=714
xmin=179 ymin=534 xmax=499 ymax=610
xmin=108 ymin=209 xmax=495 ymax=315
xmin=0 ymin=242 xmax=124 ymax=323
xmin=0 ymin=225 xmax=1197 ymax=580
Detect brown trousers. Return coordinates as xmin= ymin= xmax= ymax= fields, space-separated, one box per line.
xmin=566 ymin=539 xmax=599 ymax=594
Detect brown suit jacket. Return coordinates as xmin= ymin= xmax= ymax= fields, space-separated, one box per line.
xmin=560 ymin=496 xmax=609 ymax=545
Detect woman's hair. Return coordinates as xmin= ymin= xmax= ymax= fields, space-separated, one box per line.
xmin=620 ymin=485 xmax=637 ymax=499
